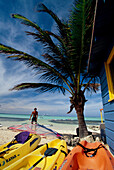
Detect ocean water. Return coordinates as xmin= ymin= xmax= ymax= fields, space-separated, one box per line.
xmin=0 ymin=113 xmax=102 ymax=125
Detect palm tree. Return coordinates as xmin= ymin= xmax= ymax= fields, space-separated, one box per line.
xmin=0 ymin=1 xmax=99 ymax=138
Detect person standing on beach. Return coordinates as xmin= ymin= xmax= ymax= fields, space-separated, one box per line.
xmin=29 ymin=108 xmax=38 ymax=124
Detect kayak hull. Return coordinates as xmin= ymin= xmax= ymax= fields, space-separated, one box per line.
xmin=59 ymin=140 xmax=114 ymax=170
xmin=0 ymin=132 xmax=41 ymax=169
xmin=5 ymin=139 xmax=68 ymax=170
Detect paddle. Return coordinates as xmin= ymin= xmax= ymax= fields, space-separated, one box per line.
xmin=28 ymin=148 xmax=58 ymax=170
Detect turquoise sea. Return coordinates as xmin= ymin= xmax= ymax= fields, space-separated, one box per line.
xmin=0 ymin=113 xmax=102 ymax=125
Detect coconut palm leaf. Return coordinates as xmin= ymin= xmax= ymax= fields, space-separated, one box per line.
xmin=0 ymin=44 xmax=69 ymax=84
xmin=26 ymin=30 xmax=75 ymax=83
xmin=10 ymin=83 xmax=65 ymax=94
xmin=12 ymin=14 xmax=63 ymax=58
xmin=69 ymin=0 xmax=96 ymax=95
xmin=0 ymin=43 xmax=74 ymax=94
xmin=82 ymin=83 xmax=100 ymax=93
xmin=12 ymin=14 xmax=43 ymax=33
xmin=0 ymin=43 xmax=23 ymax=54
xmin=12 ymin=14 xmax=75 ymax=83
xmin=69 ymin=0 xmax=95 ymax=74
xmin=37 ymin=3 xmax=70 ymax=39
xmin=12 ymin=13 xmax=70 ymax=58
xmin=37 ymin=3 xmax=73 ymax=66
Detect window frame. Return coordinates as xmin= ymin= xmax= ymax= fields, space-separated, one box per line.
xmin=105 ymin=46 xmax=114 ymax=102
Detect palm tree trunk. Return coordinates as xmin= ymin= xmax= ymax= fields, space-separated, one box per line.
xmin=75 ymin=105 xmax=88 ymax=138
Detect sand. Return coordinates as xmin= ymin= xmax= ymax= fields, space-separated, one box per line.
xmin=0 ymin=118 xmax=100 ymax=146
xmin=1 ymin=121 xmax=112 ymax=156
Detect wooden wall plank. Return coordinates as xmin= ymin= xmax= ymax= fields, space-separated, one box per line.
xmin=105 ymin=128 xmax=114 ymax=141
xmin=105 ymin=121 xmax=114 ymax=131
xmin=103 ymin=103 xmax=114 ymax=112
xmin=104 ymin=112 xmax=114 ymax=121
xmin=99 ymin=65 xmax=114 ymax=155
xmin=99 ymin=65 xmax=105 ymax=78
xmin=106 ymin=136 xmax=114 ymax=155
xmin=101 ymin=79 xmax=108 ymax=92
xmin=102 ymin=93 xmax=109 ymax=104
xmin=101 ymin=86 xmax=108 ymax=97
xmin=100 ymin=72 xmax=107 ymax=85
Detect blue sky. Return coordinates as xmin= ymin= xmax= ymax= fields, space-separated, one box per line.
xmin=0 ymin=0 xmax=103 ymax=117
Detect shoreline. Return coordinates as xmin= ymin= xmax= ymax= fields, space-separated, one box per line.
xmin=0 ymin=117 xmax=101 ymax=126
xmin=0 ymin=118 xmax=100 ymax=136
xmin=49 ymin=119 xmax=101 ymax=125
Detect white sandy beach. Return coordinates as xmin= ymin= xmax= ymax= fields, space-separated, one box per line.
xmin=0 ymin=121 xmax=76 ymax=146
xmin=0 ymin=118 xmax=100 ymax=147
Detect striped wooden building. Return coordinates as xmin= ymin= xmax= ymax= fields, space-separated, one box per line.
xmin=88 ymin=0 xmax=114 ymax=154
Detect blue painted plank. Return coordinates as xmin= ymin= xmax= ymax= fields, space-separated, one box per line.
xmin=109 ymin=148 xmax=114 ymax=155
xmin=99 ymin=66 xmax=109 ymax=98
xmin=103 ymin=103 xmax=114 ymax=112
xmin=104 ymin=112 xmax=114 ymax=121
xmin=105 ymin=128 xmax=114 ymax=141
xmin=101 ymin=83 xmax=107 ymax=93
xmin=100 ymin=73 xmax=107 ymax=85
xmin=101 ymin=92 xmax=109 ymax=100
xmin=102 ymin=93 xmax=109 ymax=104
xmin=101 ymin=79 xmax=108 ymax=92
xmin=101 ymin=86 xmax=108 ymax=97
xmin=105 ymin=121 xmax=114 ymax=130
xmin=99 ymin=65 xmax=105 ymax=78
xmin=106 ymin=136 xmax=114 ymax=155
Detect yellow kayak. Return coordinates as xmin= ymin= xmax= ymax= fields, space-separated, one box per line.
xmin=4 ymin=138 xmax=68 ymax=170
xmin=0 ymin=131 xmax=41 ymax=169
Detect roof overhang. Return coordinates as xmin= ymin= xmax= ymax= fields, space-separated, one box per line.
xmin=87 ymin=0 xmax=114 ymax=75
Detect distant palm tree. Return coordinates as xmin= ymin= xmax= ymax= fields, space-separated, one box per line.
xmin=0 ymin=1 xmax=99 ymax=138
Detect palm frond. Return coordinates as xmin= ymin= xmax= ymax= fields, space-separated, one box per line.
xmin=83 ymin=83 xmax=100 ymax=93
xmin=12 ymin=14 xmax=64 ymax=59
xmin=0 ymin=44 xmax=72 ymax=87
xmin=12 ymin=14 xmax=43 ymax=34
xmin=11 ymin=12 xmax=75 ymax=84
xmin=25 ymin=31 xmax=62 ymax=58
xmin=44 ymin=31 xmax=68 ymax=52
xmin=10 ymin=83 xmax=65 ymax=94
xmin=42 ymin=53 xmax=75 ymax=83
xmin=69 ymin=0 xmax=95 ymax=74
xmin=0 ymin=44 xmax=49 ymax=71
xmin=26 ymin=31 xmax=75 ymax=83
xmin=0 ymin=43 xmax=23 ymax=54
xmin=37 ymin=3 xmax=73 ymax=58
xmin=42 ymin=53 xmax=66 ymax=73
xmin=37 ymin=3 xmax=70 ymax=37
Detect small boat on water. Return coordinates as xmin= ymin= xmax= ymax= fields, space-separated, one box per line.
xmin=59 ymin=140 xmax=114 ymax=170
xmin=4 ymin=138 xmax=68 ymax=170
xmin=0 ymin=131 xmax=41 ymax=169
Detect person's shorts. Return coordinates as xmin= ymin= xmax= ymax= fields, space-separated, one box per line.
xmin=31 ymin=117 xmax=37 ymax=123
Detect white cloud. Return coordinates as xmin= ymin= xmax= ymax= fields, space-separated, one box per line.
xmin=0 ymin=87 xmax=103 ymax=117
xmin=0 ymin=60 xmax=7 ymax=95
xmin=0 ymin=92 xmax=69 ymax=114
xmin=0 ymin=57 xmax=39 ymax=97
xmin=84 ymin=93 xmax=103 ymax=117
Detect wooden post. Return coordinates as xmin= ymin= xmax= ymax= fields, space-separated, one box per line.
xmin=100 ymin=108 xmax=103 ymax=123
